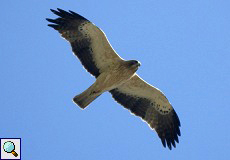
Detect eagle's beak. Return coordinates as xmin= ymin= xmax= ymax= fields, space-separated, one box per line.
xmin=137 ymin=61 xmax=141 ymax=67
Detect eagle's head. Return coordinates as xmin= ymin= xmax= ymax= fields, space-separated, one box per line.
xmin=127 ymin=60 xmax=141 ymax=71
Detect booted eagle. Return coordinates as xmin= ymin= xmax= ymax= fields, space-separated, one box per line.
xmin=46 ymin=8 xmax=181 ymax=149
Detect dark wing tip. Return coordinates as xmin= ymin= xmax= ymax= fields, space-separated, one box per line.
xmin=156 ymin=109 xmax=181 ymax=150
xmin=177 ymin=128 xmax=181 ymax=136
xmin=69 ymin=10 xmax=80 ymax=16
xmin=57 ymin=8 xmax=68 ymax=13
xmin=174 ymin=133 xmax=179 ymax=143
xmin=166 ymin=134 xmax=172 ymax=150
xmin=160 ymin=136 xmax=176 ymax=150
xmin=46 ymin=17 xmax=60 ymax=30
xmin=49 ymin=8 xmax=73 ymax=18
xmin=49 ymin=8 xmax=88 ymax=21
xmin=168 ymin=144 xmax=172 ymax=150
xmin=161 ymin=138 xmax=166 ymax=148
xmin=50 ymin=9 xmax=60 ymax=16
xmin=46 ymin=18 xmax=56 ymax=23
xmin=47 ymin=8 xmax=89 ymax=31
xmin=171 ymin=138 xmax=176 ymax=148
xmin=47 ymin=24 xmax=59 ymax=30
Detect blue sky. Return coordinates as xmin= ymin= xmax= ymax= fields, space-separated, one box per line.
xmin=1 ymin=0 xmax=230 ymax=159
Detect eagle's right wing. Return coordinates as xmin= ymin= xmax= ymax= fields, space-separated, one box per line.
xmin=47 ymin=8 xmax=122 ymax=77
xmin=110 ymin=75 xmax=181 ymax=149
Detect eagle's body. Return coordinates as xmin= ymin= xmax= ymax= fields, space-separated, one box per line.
xmin=74 ymin=60 xmax=140 ymax=108
xmin=47 ymin=8 xmax=181 ymax=150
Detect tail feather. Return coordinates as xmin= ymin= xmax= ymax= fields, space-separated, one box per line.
xmin=73 ymin=88 xmax=101 ymax=109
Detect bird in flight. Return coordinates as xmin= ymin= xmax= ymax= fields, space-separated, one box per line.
xmin=46 ymin=8 xmax=181 ymax=150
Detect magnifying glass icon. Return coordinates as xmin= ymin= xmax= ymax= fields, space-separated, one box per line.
xmin=3 ymin=141 xmax=18 ymax=157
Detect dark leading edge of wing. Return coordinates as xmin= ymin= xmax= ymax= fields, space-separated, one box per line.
xmin=153 ymin=108 xmax=181 ymax=149
xmin=46 ymin=8 xmax=100 ymax=77
xmin=110 ymin=88 xmax=181 ymax=150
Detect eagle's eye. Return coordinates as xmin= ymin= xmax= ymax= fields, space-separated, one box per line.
xmin=133 ymin=60 xmax=138 ymax=64
xmin=130 ymin=60 xmax=138 ymax=65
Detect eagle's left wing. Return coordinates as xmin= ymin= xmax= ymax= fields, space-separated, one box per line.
xmin=46 ymin=8 xmax=122 ymax=78
xmin=110 ymin=75 xmax=181 ymax=149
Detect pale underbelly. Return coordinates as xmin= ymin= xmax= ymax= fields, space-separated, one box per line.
xmin=93 ymin=69 xmax=135 ymax=92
